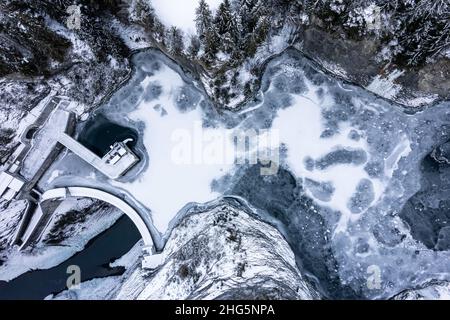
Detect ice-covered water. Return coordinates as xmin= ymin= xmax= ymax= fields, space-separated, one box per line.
xmin=46 ymin=49 xmax=450 ymax=299
xmin=246 ymin=49 xmax=450 ymax=298
xmin=110 ymin=60 xmax=235 ymax=231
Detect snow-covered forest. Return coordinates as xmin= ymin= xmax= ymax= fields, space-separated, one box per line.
xmin=119 ymin=0 xmax=450 ymax=106
xmin=124 ymin=0 xmax=449 ymax=66
xmin=2 ymin=0 xmax=448 ymax=109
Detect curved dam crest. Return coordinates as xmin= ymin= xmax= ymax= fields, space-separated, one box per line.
xmin=41 ymin=187 xmax=154 ymax=249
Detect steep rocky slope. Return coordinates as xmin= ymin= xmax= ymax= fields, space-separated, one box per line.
xmin=51 ymin=199 xmax=320 ymax=300
xmin=392 ymin=280 xmax=450 ymax=300
xmin=0 ymin=0 xmax=132 ymax=162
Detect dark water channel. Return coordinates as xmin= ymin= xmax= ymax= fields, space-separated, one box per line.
xmin=0 ymin=216 xmax=140 ymax=300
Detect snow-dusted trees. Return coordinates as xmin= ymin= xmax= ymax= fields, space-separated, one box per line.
xmin=214 ymin=0 xmax=239 ymax=53
xmin=195 ymin=0 xmax=218 ymax=60
xmin=187 ymin=35 xmax=201 ymax=58
xmin=382 ymin=0 xmax=450 ymax=65
xmin=167 ymin=26 xmax=184 ymax=55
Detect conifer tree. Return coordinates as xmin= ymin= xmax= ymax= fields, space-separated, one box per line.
xmin=167 ymin=26 xmax=184 ymax=55
xmin=215 ymin=0 xmax=238 ymax=53
xmin=187 ymin=35 xmax=201 ymax=58
xmin=195 ymin=0 xmax=218 ymax=60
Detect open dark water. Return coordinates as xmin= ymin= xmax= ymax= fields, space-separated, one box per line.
xmin=77 ymin=115 xmax=138 ymax=157
xmin=0 ymin=216 xmax=140 ymax=300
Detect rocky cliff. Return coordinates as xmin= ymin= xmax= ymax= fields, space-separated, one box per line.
xmin=52 ymin=199 xmax=320 ymax=300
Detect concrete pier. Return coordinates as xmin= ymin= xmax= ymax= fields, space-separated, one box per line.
xmin=57 ymin=133 xmax=138 ymax=180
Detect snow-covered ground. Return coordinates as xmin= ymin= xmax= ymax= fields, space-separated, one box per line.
xmin=151 ymin=0 xmax=222 ymax=34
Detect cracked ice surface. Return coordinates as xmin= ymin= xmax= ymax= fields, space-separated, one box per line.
xmin=111 ymin=60 xmax=235 ymax=232
xmin=46 ymin=49 xmax=450 ymax=298
xmin=247 ymin=50 xmax=450 ymax=298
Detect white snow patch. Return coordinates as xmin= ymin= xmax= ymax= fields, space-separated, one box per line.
xmin=152 ymin=0 xmax=222 ymax=35
xmin=110 ymin=241 xmax=143 ymax=268
xmin=319 ymin=59 xmax=348 ymax=79
xmin=366 ymin=69 xmax=404 ymax=99
xmin=112 ymin=64 xmax=234 ymax=232
xmin=111 ymin=20 xmax=152 ymax=50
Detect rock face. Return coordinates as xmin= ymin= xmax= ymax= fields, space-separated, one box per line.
xmin=53 ymin=200 xmax=320 ymax=300
xmin=0 ymin=200 xmax=27 ymax=258
xmin=300 ymin=25 xmax=450 ymax=106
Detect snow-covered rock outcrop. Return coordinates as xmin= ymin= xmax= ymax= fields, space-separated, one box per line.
xmin=52 ymin=199 xmax=319 ymax=300
xmin=391 ymin=280 xmax=450 ymax=300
